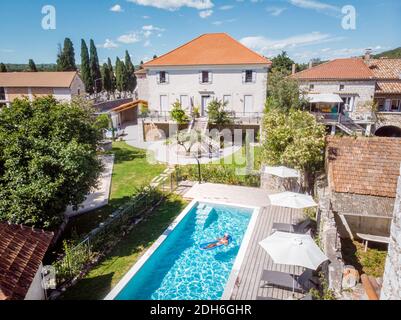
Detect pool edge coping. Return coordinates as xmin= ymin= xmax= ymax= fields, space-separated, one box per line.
xmin=104 ymin=199 xmax=260 ymax=300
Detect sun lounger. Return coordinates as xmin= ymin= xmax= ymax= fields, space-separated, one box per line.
xmin=260 ymin=269 xmax=318 ymax=293
xmin=272 ymin=219 xmax=313 ymax=235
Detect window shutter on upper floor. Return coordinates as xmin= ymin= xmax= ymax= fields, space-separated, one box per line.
xmin=208 ymin=71 xmax=213 ymax=84
xmin=199 ymin=71 xmax=203 ymax=83
xmin=165 ymin=72 xmax=169 ymax=84
xmin=252 ymin=71 xmax=257 ymax=83
xmin=156 ymin=72 xmax=161 ymax=84
xmin=242 ymin=71 xmax=246 ymax=83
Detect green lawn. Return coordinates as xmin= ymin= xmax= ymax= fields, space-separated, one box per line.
xmin=214 ymin=145 xmax=262 ymax=170
xmin=65 ymin=142 xmax=166 ymax=237
xmin=60 ymin=194 xmax=188 ymax=300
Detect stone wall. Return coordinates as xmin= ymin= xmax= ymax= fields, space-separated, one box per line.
xmin=316 ymin=176 xmax=344 ymax=295
xmin=376 ymin=113 xmax=401 ymax=131
xmin=381 ymin=165 xmax=401 ymax=300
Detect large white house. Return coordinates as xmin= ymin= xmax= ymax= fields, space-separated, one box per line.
xmin=135 ymin=33 xmax=271 ymax=120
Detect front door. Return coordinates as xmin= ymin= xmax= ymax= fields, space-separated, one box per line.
xmin=160 ymin=95 xmax=168 ymax=113
xmin=244 ymin=95 xmax=253 ymax=115
xmin=201 ymin=95 xmax=211 ymax=116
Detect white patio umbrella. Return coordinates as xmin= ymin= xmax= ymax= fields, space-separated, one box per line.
xmin=259 ymin=231 xmax=328 ymax=294
xmin=268 ymin=192 xmax=317 ymax=209
xmin=269 ymin=192 xmax=318 ymax=225
xmin=264 ymin=166 xmax=300 ymax=178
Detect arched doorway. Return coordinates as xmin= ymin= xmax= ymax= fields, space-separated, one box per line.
xmin=375 ymin=126 xmax=401 ymax=138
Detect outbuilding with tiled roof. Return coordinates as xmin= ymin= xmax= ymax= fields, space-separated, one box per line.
xmin=0 ymin=223 xmax=53 ymax=300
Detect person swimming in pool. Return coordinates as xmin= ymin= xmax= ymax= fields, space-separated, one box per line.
xmin=204 ymin=234 xmax=230 ymax=249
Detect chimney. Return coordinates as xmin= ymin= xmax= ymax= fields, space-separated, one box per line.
xmin=292 ymin=64 xmax=296 ymax=75
xmin=364 ymin=48 xmax=372 ymax=61
xmin=309 ymin=60 xmax=313 ymax=69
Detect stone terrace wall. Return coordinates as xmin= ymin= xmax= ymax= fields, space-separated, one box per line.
xmin=381 ymin=165 xmax=401 ymax=300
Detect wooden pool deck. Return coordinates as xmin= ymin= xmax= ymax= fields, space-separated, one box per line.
xmin=229 ymin=206 xmax=305 ymax=300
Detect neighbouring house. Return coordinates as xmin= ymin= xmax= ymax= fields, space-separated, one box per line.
xmin=326 ymin=136 xmax=401 ymax=239
xmin=0 ymin=223 xmax=53 ymax=300
xmin=292 ymin=53 xmax=401 ymax=137
xmin=132 ymin=33 xmax=271 ymax=140
xmin=0 ymin=71 xmax=85 ymax=107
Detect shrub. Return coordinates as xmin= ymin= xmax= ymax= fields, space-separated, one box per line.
xmin=170 ymin=101 xmax=189 ymax=124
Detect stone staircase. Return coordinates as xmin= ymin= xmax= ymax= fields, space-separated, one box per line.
xmin=336 ymin=115 xmax=365 ymax=136
xmin=188 ymin=117 xmax=209 ymax=134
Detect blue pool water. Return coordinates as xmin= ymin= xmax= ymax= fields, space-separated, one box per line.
xmin=115 ymin=202 xmax=253 ymax=300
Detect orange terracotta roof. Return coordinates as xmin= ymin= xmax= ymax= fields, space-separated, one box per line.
xmin=327 ymin=136 xmax=401 ymax=198
xmin=0 ymin=72 xmax=78 ymax=88
xmin=293 ymin=58 xmax=375 ymax=80
xmin=144 ymin=33 xmax=271 ymax=67
xmin=376 ymin=81 xmax=401 ymax=94
xmin=0 ymin=223 xmax=53 ymax=300
xmin=366 ymin=59 xmax=401 ymax=79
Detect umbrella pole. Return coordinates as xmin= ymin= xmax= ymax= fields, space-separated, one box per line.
xmin=292 ymin=265 xmax=295 ymax=298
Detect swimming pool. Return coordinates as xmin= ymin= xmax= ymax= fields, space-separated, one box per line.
xmin=106 ymin=201 xmax=258 ymax=300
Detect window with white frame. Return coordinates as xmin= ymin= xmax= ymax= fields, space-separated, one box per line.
xmin=309 ymin=84 xmax=315 ymax=91
xmin=391 ymin=99 xmax=401 ymax=112
xmin=223 ymin=95 xmax=232 ymax=109
xmin=158 ymin=71 xmax=168 ymax=84
xmin=243 ymin=70 xmax=256 ymax=83
xmin=339 ymin=84 xmax=345 ymax=91
xmin=200 ymin=71 xmax=212 ymax=84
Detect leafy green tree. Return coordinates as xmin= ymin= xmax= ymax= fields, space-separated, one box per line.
xmin=266 ymin=69 xmax=307 ymax=112
xmin=57 ymin=38 xmax=77 ymax=71
xmin=94 ymin=113 xmax=111 ymax=131
xmin=207 ymin=99 xmax=233 ymax=130
xmin=107 ymin=57 xmax=116 ymax=94
xmin=170 ymin=101 xmax=189 ymax=124
xmin=271 ymin=51 xmax=294 ymax=73
xmin=125 ymin=50 xmax=136 ymax=93
xmin=81 ymin=39 xmax=93 ymax=94
xmin=0 ymin=96 xmax=102 ymax=229
xmin=101 ymin=63 xmax=112 ymax=96
xmin=0 ymin=63 xmax=7 ymax=72
xmin=261 ymin=109 xmax=326 ymax=192
xmin=90 ymin=39 xmax=102 ymax=93
xmin=153 ymin=55 xmax=158 ymax=59
xmin=28 ymin=59 xmax=38 ymax=72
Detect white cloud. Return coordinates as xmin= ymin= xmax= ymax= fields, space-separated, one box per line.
xmin=266 ymin=7 xmax=287 ymax=16
xmin=116 ymin=25 xmax=165 ymax=44
xmin=220 ymin=5 xmax=234 ymax=10
xmin=288 ymin=0 xmax=340 ymax=14
xmin=142 ymin=15 xmax=150 ymax=19
xmin=144 ymin=40 xmax=151 ymax=47
xmin=199 ymin=9 xmax=213 ymax=18
xmin=212 ymin=18 xmax=236 ymax=25
xmin=98 ymin=39 xmax=119 ymax=49
xmin=117 ymin=33 xmax=141 ymax=44
xmin=240 ymin=32 xmax=339 ymax=57
xmin=110 ymin=4 xmax=124 ymax=12
xmin=127 ymin=0 xmax=214 ymax=11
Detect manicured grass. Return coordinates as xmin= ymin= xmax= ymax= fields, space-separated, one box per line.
xmin=214 ymin=145 xmax=262 ymax=170
xmin=66 ymin=142 xmax=166 ymax=237
xmin=60 ymin=194 xmax=188 ymax=300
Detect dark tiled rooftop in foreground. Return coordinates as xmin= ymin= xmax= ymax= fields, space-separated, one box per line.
xmin=327 ymin=136 xmax=401 ymax=198
xmin=0 ymin=223 xmax=53 ymax=300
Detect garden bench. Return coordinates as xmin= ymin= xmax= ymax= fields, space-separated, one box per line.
xmin=356 ymin=233 xmax=390 ymax=252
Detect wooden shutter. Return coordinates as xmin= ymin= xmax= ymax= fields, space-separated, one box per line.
xmin=208 ymin=71 xmax=213 ymax=84
xmin=252 ymin=71 xmax=257 ymax=83
xmin=156 ymin=72 xmax=160 ymax=84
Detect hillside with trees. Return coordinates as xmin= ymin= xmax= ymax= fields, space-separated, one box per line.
xmin=374 ymin=47 xmax=401 ymax=59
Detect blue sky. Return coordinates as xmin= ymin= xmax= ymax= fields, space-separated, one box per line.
xmin=0 ymin=0 xmax=400 ymax=65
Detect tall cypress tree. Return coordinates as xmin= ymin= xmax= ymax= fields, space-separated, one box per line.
xmin=0 ymin=63 xmax=7 ymax=72
xmin=81 ymin=39 xmax=94 ymax=94
xmin=57 ymin=38 xmax=77 ymax=71
xmin=115 ymin=57 xmax=128 ymax=95
xmin=107 ymin=57 xmax=116 ymax=94
xmin=28 ymin=59 xmax=38 ymax=72
xmin=89 ymin=39 xmax=102 ymax=93
xmin=102 ymin=63 xmax=112 ymax=95
xmin=125 ymin=50 xmax=136 ymax=93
